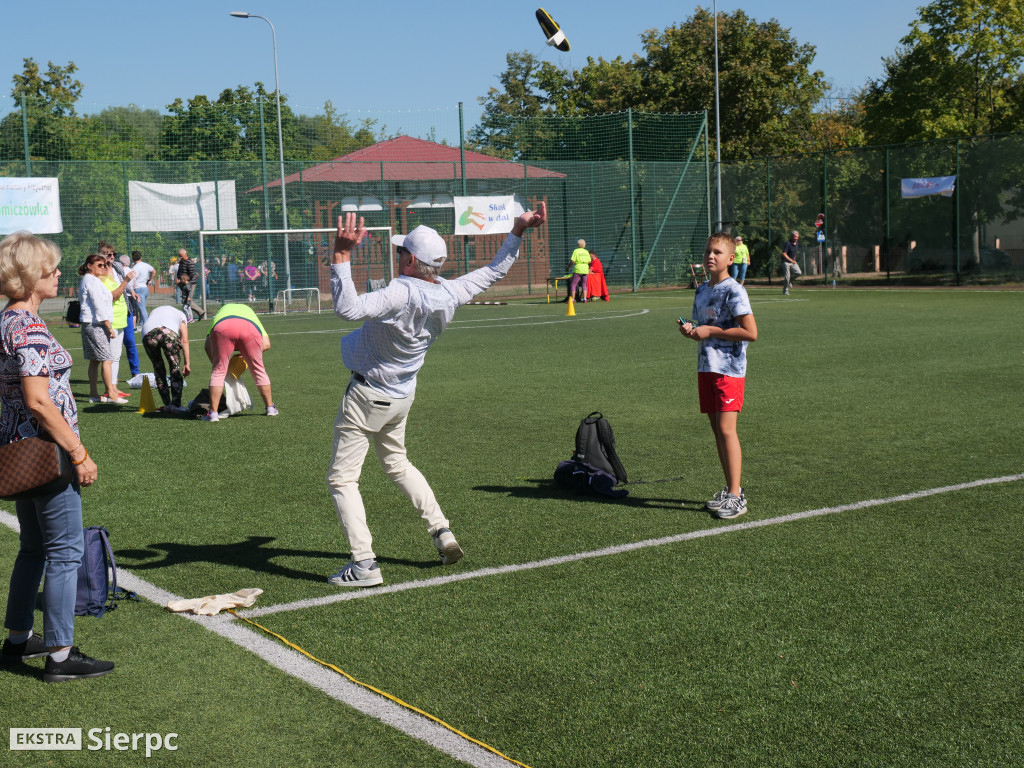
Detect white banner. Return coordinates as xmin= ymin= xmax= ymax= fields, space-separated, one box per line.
xmin=453 ymin=196 xmax=520 ymax=235
xmin=0 ymin=177 xmax=63 ymax=234
xmin=129 ymin=180 xmax=238 ymax=232
xmin=901 ymin=175 xmax=956 ymax=199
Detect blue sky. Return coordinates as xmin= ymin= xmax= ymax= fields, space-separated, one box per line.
xmin=1 ymin=0 xmax=925 ymax=141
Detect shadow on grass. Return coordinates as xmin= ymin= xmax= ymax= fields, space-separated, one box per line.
xmin=472 ymin=477 xmax=704 ymax=512
xmin=117 ymin=535 xmax=350 ymax=583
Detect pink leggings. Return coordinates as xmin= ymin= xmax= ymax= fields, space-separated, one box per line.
xmin=209 ymin=318 xmax=270 ymax=386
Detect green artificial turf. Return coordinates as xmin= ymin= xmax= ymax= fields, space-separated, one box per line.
xmin=2 ymin=287 xmax=1021 ymax=767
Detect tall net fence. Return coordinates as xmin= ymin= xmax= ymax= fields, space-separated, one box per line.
xmin=0 ymin=96 xmax=710 ymax=305
xmin=722 ymin=132 xmax=1024 ymax=285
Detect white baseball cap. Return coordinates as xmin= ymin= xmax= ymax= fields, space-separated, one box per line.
xmin=391 ymin=225 xmax=447 ymax=267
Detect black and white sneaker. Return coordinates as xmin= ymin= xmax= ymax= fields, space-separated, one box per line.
xmin=432 ymin=528 xmax=464 ymax=565
xmin=328 ymin=560 xmax=383 ymax=587
xmin=43 ymin=647 xmax=114 ymax=683
xmin=0 ymin=634 xmax=49 ymax=663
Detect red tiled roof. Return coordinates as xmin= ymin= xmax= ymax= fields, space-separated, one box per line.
xmin=255 ymin=135 xmax=564 ymax=190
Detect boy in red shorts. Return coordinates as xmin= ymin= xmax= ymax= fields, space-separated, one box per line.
xmin=679 ymin=232 xmax=758 ymax=518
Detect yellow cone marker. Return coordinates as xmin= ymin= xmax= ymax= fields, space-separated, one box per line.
xmin=138 ymin=377 xmax=157 ymax=414
xmin=566 ymin=298 xmax=576 ymax=317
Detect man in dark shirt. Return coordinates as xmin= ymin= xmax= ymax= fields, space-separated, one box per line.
xmin=781 ymin=231 xmax=802 ymax=295
xmin=175 ymin=248 xmax=203 ymax=322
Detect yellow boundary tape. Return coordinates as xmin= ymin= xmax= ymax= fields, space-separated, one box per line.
xmin=228 ymin=610 xmax=533 ymax=768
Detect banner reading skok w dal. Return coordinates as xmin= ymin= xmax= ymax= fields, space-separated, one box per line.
xmin=0 ymin=177 xmax=63 ymax=234
xmin=129 ymin=180 xmax=238 ymax=232
xmin=453 ymin=196 xmax=520 ymax=236
xmin=901 ymin=175 xmax=956 ymax=199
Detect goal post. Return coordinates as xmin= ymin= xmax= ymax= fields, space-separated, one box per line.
xmin=196 ymin=226 xmax=394 ymax=315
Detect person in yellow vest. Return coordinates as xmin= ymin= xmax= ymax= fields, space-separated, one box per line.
xmin=731 ymin=235 xmax=750 ymax=285
xmin=569 ymin=239 xmax=592 ymax=302
xmin=202 ymin=303 xmax=276 ymax=421
xmin=97 ymin=252 xmax=135 ymax=399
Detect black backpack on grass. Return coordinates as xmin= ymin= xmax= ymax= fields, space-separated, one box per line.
xmin=574 ymin=411 xmax=628 ymax=484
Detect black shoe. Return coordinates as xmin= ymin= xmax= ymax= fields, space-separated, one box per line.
xmin=0 ymin=634 xmax=49 ymax=663
xmin=43 ymin=647 xmax=114 ymax=683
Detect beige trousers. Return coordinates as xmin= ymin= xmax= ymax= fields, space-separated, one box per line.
xmin=326 ymin=378 xmax=448 ymax=562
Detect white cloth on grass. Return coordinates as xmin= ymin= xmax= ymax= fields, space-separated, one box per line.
xmin=166 ymin=588 xmax=263 ymax=615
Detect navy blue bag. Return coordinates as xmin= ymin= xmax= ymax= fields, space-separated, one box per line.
xmin=554 ymin=459 xmax=629 ymax=499
xmin=75 ymin=526 xmax=137 ymax=617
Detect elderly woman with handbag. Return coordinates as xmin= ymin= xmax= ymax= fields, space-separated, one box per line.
xmin=0 ymin=231 xmax=114 ymax=683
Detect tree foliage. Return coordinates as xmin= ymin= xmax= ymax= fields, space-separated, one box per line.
xmin=862 ymin=0 xmax=1024 ymax=143
xmin=471 ymin=8 xmax=827 ymax=160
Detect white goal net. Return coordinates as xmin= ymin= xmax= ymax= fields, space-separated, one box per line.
xmin=196 ymin=226 xmax=394 ymax=314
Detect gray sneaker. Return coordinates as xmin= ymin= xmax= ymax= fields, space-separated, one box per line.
xmin=432 ymin=528 xmax=464 ymax=565
xmin=714 ymin=493 xmax=747 ymax=519
xmin=705 ymin=486 xmax=729 ymax=511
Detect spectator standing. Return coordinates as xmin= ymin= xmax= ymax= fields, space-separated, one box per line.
xmin=569 ymin=239 xmax=592 ymax=303
xmin=782 ymin=231 xmax=802 ymax=295
xmin=130 ymin=250 xmax=155 ymax=324
xmin=0 ymin=231 xmax=114 ymax=682
xmin=731 ymin=236 xmax=750 ymax=285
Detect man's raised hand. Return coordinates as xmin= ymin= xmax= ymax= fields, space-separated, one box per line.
xmin=512 ymin=201 xmax=548 ymax=235
xmin=333 ymin=213 xmax=368 ymax=263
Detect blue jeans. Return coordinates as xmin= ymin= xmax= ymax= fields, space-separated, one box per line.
xmin=5 ymin=482 xmax=84 ymax=648
xmin=135 ymin=285 xmax=150 ymax=325
xmin=730 ymin=263 xmax=748 ymax=282
xmin=123 ymin=314 xmax=141 ymax=376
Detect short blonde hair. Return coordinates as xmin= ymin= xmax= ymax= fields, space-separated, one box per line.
xmin=0 ymin=231 xmax=62 ymax=301
xmin=707 ymin=231 xmax=736 ymax=254
xmin=577 ymin=239 xmax=586 ymax=248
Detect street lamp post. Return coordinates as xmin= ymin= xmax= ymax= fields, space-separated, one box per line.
xmin=713 ymin=0 xmax=722 ymax=231
xmin=230 ymin=11 xmax=291 ymax=295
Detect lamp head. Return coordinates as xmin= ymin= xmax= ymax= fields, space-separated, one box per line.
xmin=230 ymin=11 xmax=250 ymax=18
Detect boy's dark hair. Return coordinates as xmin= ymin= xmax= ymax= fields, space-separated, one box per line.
xmin=131 ymin=250 xmax=142 ymax=261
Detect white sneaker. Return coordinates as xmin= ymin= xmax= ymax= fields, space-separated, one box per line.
xmin=266 ymin=405 xmax=279 ymax=416
xmin=201 ymin=411 xmax=220 ymax=422
xmin=328 ymin=560 xmax=383 ymax=587
xmin=432 ymin=528 xmax=464 ymax=565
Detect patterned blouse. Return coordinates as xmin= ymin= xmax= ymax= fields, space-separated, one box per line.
xmin=0 ymin=308 xmax=78 ymax=444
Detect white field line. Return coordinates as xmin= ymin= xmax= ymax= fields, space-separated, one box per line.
xmin=4 ymin=475 xmax=1018 ymax=767
xmin=0 ymin=510 xmax=518 ymax=768
xmin=236 ymin=472 xmax=1024 ymax=619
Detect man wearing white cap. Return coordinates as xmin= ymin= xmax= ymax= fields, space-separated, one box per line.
xmin=325 ymin=203 xmax=548 ymax=587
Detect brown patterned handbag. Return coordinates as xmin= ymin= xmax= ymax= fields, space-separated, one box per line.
xmin=0 ymin=436 xmax=75 ymax=501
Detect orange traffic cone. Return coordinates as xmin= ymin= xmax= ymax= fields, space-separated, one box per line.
xmin=566 ymin=298 xmax=576 ymax=317
xmin=138 ymin=376 xmax=157 ymax=414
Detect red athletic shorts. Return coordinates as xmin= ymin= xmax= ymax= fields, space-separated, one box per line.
xmin=698 ymin=372 xmax=745 ymax=413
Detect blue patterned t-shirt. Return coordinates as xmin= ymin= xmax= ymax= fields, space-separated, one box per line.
xmin=0 ymin=309 xmax=78 ymax=444
xmin=691 ymin=278 xmax=753 ymax=377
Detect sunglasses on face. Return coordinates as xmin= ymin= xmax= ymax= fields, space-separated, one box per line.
xmin=396 ymin=246 xmax=411 ymax=256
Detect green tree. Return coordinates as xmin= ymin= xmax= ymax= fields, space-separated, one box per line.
xmin=292 ymin=101 xmax=382 ymax=161
xmin=12 ymin=58 xmax=83 ymax=117
xmin=862 ymin=0 xmax=1024 ymax=143
xmin=159 ymin=83 xmax=297 ymax=162
xmin=1 ymin=58 xmax=85 ymax=162
xmin=471 ymin=9 xmax=827 ymax=160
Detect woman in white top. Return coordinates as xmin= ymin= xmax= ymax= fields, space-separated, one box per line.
xmin=76 ymin=255 xmax=128 ymax=404
xmin=140 ymin=305 xmax=191 ymax=412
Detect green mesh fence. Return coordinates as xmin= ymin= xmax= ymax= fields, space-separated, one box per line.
xmin=1 ymin=96 xmax=710 ymax=304
xmin=722 ymin=133 xmax=1024 ymax=285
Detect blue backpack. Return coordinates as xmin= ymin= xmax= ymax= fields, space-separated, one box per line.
xmin=75 ymin=526 xmax=138 ymax=617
